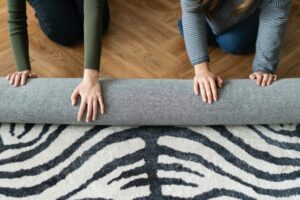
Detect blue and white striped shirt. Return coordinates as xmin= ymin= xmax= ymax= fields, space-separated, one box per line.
xmin=181 ymin=0 xmax=292 ymax=74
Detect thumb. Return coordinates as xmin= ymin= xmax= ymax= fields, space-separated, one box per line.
xmin=217 ymin=77 xmax=224 ymax=88
xmin=30 ymin=73 xmax=38 ymax=78
xmin=249 ymin=74 xmax=256 ymax=80
xmin=71 ymin=88 xmax=79 ymax=106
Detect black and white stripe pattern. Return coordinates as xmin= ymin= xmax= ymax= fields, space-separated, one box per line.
xmin=0 ymin=123 xmax=300 ymax=199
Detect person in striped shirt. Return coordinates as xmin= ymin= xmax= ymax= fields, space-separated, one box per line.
xmin=179 ymin=0 xmax=292 ymax=104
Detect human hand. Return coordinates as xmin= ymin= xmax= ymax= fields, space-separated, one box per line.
xmin=71 ymin=69 xmax=105 ymax=123
xmin=194 ymin=63 xmax=224 ymax=104
xmin=249 ymin=72 xmax=277 ymax=87
xmin=6 ymin=70 xmax=38 ymax=87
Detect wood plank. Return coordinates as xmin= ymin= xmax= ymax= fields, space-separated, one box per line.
xmin=0 ymin=0 xmax=299 ymax=80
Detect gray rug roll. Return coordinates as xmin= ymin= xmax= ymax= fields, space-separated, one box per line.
xmin=0 ymin=78 xmax=299 ymax=125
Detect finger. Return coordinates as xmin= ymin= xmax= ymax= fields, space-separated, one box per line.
xmin=14 ymin=74 xmax=21 ymax=87
xmin=194 ymin=80 xmax=199 ymax=96
xmin=199 ymin=82 xmax=207 ymax=102
xmin=6 ymin=73 xmax=12 ymax=80
xmin=30 ymin=73 xmax=38 ymax=78
xmin=9 ymin=73 xmax=16 ymax=85
xmin=217 ymin=77 xmax=224 ymax=88
xmin=267 ymin=75 xmax=273 ymax=86
xmin=86 ymin=99 xmax=93 ymax=122
xmin=93 ymin=99 xmax=98 ymax=121
xmin=21 ymin=73 xmax=27 ymax=85
xmin=99 ymin=96 xmax=105 ymax=114
xmin=249 ymin=74 xmax=256 ymax=80
xmin=78 ymin=99 xmax=87 ymax=122
xmin=71 ymin=88 xmax=79 ymax=106
xmin=256 ymin=74 xmax=263 ymax=86
xmin=273 ymin=75 xmax=278 ymax=81
xmin=261 ymin=74 xmax=269 ymax=87
xmin=203 ymin=80 xmax=213 ymax=104
xmin=210 ymin=79 xmax=218 ymax=101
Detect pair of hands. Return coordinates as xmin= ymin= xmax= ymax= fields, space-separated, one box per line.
xmin=193 ymin=63 xmax=278 ymax=103
xmin=6 ymin=69 xmax=104 ymax=123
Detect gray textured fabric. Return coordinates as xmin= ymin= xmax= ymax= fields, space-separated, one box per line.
xmin=0 ymin=78 xmax=299 ymax=125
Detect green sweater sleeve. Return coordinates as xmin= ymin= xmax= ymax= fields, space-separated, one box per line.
xmin=7 ymin=0 xmax=104 ymax=72
xmin=7 ymin=0 xmax=31 ymax=72
xmin=84 ymin=0 xmax=104 ymax=71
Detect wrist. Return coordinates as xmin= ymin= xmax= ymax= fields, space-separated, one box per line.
xmin=83 ymin=69 xmax=99 ymax=82
xmin=194 ymin=62 xmax=210 ymax=75
xmin=17 ymin=67 xmax=31 ymax=72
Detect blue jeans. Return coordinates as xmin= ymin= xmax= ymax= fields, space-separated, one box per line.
xmin=28 ymin=0 xmax=110 ymax=46
xmin=178 ymin=9 xmax=260 ymax=54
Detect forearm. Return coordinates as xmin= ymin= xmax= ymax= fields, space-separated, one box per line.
xmin=252 ymin=0 xmax=292 ymax=73
xmin=83 ymin=0 xmax=104 ymax=72
xmin=181 ymin=0 xmax=209 ymax=67
xmin=7 ymin=0 xmax=31 ymax=71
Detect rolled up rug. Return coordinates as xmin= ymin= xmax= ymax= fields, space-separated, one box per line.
xmin=0 ymin=78 xmax=299 ymax=125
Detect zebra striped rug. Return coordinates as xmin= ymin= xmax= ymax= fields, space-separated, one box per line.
xmin=0 ymin=123 xmax=300 ymax=200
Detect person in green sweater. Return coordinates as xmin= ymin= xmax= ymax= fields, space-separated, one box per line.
xmin=6 ymin=0 xmax=110 ymax=123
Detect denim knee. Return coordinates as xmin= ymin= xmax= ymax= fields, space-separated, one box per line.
xmin=103 ymin=0 xmax=110 ymax=34
xmin=217 ymin=35 xmax=255 ymax=55
xmin=40 ymin=23 xmax=81 ymax=46
xmin=216 ymin=9 xmax=260 ymax=55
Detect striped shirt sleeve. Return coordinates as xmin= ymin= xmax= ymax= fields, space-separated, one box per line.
xmin=252 ymin=0 xmax=292 ymax=74
xmin=181 ymin=0 xmax=209 ymax=67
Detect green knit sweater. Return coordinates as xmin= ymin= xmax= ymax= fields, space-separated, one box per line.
xmin=7 ymin=0 xmax=103 ymax=72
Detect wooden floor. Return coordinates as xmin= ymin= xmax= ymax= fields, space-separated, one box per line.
xmin=0 ymin=0 xmax=300 ymax=79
